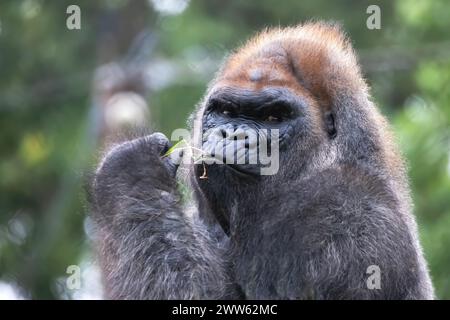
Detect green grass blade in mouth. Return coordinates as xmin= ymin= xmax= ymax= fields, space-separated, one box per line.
xmin=162 ymin=139 xmax=187 ymax=158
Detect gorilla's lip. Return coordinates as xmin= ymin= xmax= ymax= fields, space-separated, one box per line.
xmin=200 ymin=162 xmax=259 ymax=177
xmin=226 ymin=164 xmax=260 ymax=176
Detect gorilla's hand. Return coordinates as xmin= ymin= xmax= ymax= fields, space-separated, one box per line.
xmin=89 ymin=133 xmax=232 ymax=299
xmin=92 ymin=133 xmax=181 ymax=221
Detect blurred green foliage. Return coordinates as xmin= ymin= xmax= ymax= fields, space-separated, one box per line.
xmin=0 ymin=0 xmax=449 ymax=299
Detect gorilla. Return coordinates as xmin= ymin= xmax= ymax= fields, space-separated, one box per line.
xmin=89 ymin=22 xmax=435 ymax=299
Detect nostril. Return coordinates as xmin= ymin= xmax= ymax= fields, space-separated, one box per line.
xmin=244 ymin=136 xmax=250 ymax=149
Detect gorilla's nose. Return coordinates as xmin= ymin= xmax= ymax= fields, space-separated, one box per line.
xmin=202 ymin=125 xmax=260 ymax=166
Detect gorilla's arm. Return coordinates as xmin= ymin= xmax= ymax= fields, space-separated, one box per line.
xmin=89 ymin=133 xmax=233 ymax=299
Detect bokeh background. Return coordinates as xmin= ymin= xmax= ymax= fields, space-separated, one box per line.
xmin=0 ymin=0 xmax=449 ymax=299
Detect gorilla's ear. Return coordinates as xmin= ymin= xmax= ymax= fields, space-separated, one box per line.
xmin=324 ymin=111 xmax=337 ymax=139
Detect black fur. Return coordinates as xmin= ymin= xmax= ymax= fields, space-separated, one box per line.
xmin=88 ymin=24 xmax=434 ymax=300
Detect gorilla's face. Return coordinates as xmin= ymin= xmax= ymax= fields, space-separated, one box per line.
xmin=201 ymin=86 xmax=301 ymax=174
xmin=195 ymin=84 xmax=333 ymax=181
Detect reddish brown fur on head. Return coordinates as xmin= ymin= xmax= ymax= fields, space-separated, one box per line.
xmin=212 ymin=22 xmax=368 ymax=113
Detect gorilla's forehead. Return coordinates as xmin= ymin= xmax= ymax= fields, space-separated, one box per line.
xmin=211 ymin=41 xmax=322 ymax=111
xmin=211 ymin=23 xmax=364 ymax=110
xmin=218 ymin=43 xmax=297 ymax=90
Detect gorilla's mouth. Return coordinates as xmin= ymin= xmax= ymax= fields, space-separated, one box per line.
xmin=196 ymin=162 xmax=260 ymax=179
xmin=200 ymin=125 xmax=284 ymax=177
xmin=227 ymin=164 xmax=260 ymax=176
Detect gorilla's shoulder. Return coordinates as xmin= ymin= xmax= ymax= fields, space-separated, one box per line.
xmin=274 ymin=164 xmax=396 ymax=206
xmin=260 ymin=164 xmax=403 ymax=232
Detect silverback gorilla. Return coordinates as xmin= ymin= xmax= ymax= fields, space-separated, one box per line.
xmin=89 ymin=22 xmax=434 ymax=299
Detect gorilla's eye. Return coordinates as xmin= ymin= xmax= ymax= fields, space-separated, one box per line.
xmin=265 ymin=115 xmax=280 ymax=122
xmin=260 ymin=104 xmax=294 ymax=123
xmin=222 ymin=107 xmax=235 ymax=116
xmin=217 ymin=102 xmax=238 ymax=117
